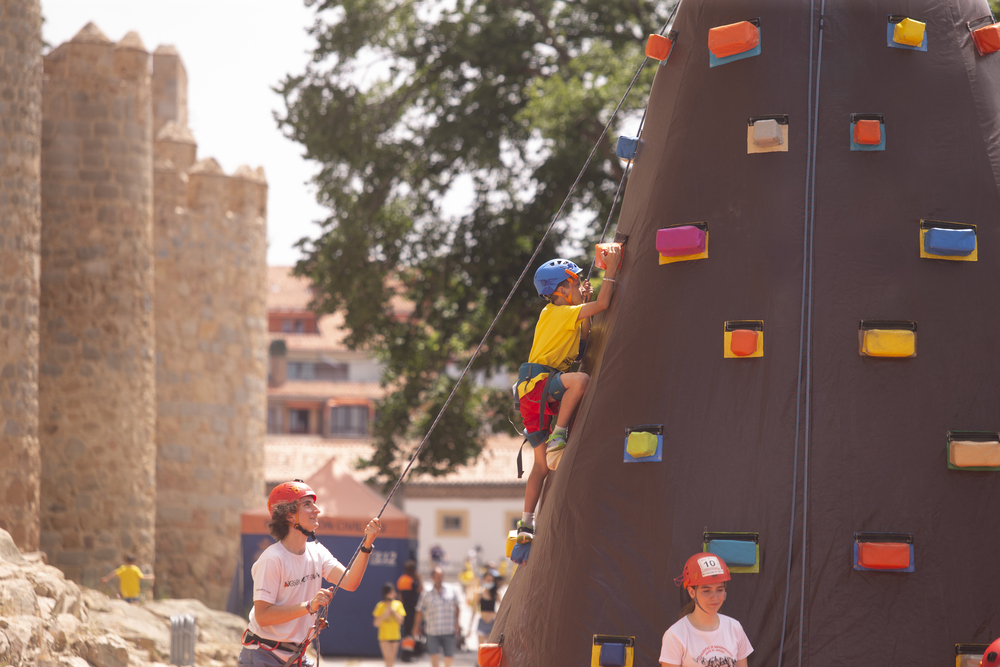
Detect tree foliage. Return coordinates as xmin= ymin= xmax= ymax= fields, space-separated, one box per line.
xmin=277 ymin=0 xmax=673 ymax=483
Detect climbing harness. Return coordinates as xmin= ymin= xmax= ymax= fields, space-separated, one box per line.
xmin=277 ymin=5 xmax=684 ymax=664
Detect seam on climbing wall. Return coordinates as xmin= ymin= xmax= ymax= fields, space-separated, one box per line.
xmin=778 ymin=2 xmax=818 ymax=666
xmin=799 ymin=4 xmax=825 ymax=666
xmin=950 ymin=1 xmax=1000 ymax=206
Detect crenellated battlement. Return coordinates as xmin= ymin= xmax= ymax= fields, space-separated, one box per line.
xmin=0 ymin=12 xmax=269 ymax=609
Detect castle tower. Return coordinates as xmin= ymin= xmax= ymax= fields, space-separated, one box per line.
xmin=152 ymin=48 xmax=267 ymax=608
xmin=38 ymin=24 xmax=156 ymax=583
xmin=0 ymin=0 xmax=43 ymax=551
xmin=493 ymin=1 xmax=1000 ymax=665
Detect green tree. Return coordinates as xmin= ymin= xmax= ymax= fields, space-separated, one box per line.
xmin=993 ymin=0 xmax=1000 ymax=17
xmin=277 ymin=0 xmax=672 ymax=483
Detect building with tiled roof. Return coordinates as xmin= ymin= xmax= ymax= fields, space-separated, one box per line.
xmin=265 ymin=267 xmax=523 ymax=569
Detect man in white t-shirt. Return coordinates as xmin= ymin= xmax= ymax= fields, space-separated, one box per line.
xmin=239 ymin=480 xmax=382 ymax=667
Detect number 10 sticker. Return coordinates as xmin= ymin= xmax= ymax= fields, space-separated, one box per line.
xmin=697 ymin=556 xmax=724 ymax=577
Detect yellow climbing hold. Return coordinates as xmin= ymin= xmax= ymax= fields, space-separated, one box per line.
xmin=893 ymin=18 xmax=925 ymax=47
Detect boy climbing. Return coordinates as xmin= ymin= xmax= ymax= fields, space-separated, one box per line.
xmin=515 ymin=246 xmax=622 ymax=546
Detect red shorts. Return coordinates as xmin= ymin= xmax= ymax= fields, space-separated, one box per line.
xmin=519 ymin=374 xmax=564 ymax=444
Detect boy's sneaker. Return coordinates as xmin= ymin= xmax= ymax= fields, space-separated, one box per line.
xmin=544 ymin=430 xmax=567 ymax=454
xmin=544 ymin=430 xmax=567 ymax=470
xmin=515 ymin=520 xmax=534 ymax=544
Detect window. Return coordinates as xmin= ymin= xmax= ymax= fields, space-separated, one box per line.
xmin=282 ymin=319 xmax=293 ymax=333
xmin=329 ymin=405 xmax=368 ymax=437
xmin=289 ymin=409 xmax=310 ymax=434
xmin=436 ymin=509 xmax=469 ymax=537
xmin=504 ymin=511 xmax=522 ymax=533
xmin=267 ymin=406 xmax=283 ymax=434
xmin=287 ymin=362 xmax=317 ymax=380
xmin=294 ymin=319 xmax=304 ymax=333
xmin=317 ymin=362 xmax=349 ymax=382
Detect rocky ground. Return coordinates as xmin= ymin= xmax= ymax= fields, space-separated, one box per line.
xmin=0 ymin=529 xmax=245 ymax=666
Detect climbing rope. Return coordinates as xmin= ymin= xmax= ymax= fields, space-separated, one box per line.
xmin=587 ymin=1 xmax=682 ymax=282
xmin=279 ymin=6 xmax=684 ymax=665
xmin=777 ymin=3 xmax=824 ymax=667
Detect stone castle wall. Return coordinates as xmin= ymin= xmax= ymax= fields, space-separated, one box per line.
xmin=151 ymin=48 xmax=267 ymax=608
xmin=0 ymin=18 xmax=268 ymax=609
xmin=0 ymin=0 xmax=43 ymax=551
xmin=37 ymin=24 xmax=157 ymax=584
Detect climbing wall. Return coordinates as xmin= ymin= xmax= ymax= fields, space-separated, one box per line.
xmin=492 ymin=1 xmax=1000 ymax=665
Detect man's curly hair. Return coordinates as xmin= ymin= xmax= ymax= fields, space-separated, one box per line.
xmin=268 ymin=500 xmax=299 ymax=540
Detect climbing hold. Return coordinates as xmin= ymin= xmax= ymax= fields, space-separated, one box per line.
xmin=853 ymin=532 xmax=914 ymax=572
xmin=724 ymin=321 xmax=763 ymax=359
xmin=748 ymin=115 xmax=788 ymax=154
xmin=850 ymin=114 xmax=886 ymax=151
xmin=510 ymin=540 xmax=530 ymax=564
xmin=505 ymin=529 xmax=517 ymax=558
xmin=709 ymin=19 xmax=761 ymax=67
xmin=624 ymin=424 xmax=663 ymax=463
xmin=969 ymin=16 xmax=1000 ymax=56
xmin=592 ymin=636 xmax=634 ymax=667
xmin=657 ymin=222 xmax=708 ymax=264
xmin=888 ymin=15 xmax=927 ymax=50
xmin=594 ymin=242 xmax=623 ymax=271
xmin=920 ymin=220 xmax=977 ymax=260
xmin=853 ymin=120 xmax=881 ymax=145
xmin=616 ymin=135 xmax=639 ymax=161
xmin=704 ymin=532 xmax=759 ymax=573
xmin=858 ymin=320 xmax=916 ymax=358
xmin=946 ymin=431 xmax=1000 ymax=470
xmin=709 ymin=20 xmax=759 ymax=58
xmin=645 ymin=31 xmax=677 ymax=62
xmin=955 ymin=644 xmax=993 ymax=667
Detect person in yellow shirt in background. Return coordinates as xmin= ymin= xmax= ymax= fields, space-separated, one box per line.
xmin=373 ymin=582 xmax=406 ymax=667
xmin=515 ymin=247 xmax=622 ymax=548
xmin=100 ymin=554 xmax=154 ymax=603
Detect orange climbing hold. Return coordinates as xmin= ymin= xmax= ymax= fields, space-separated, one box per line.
xmin=972 ymin=23 xmax=1000 ymax=55
xmin=708 ymin=21 xmax=760 ymax=59
xmin=858 ymin=542 xmax=911 ymax=570
xmin=595 ymin=243 xmax=623 ymax=271
xmin=646 ymin=33 xmax=673 ymax=61
xmin=853 ymin=119 xmax=882 ymax=145
xmin=729 ymin=330 xmax=759 ymax=357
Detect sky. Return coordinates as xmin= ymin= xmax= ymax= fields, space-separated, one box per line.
xmin=42 ymin=0 xmax=329 ymax=267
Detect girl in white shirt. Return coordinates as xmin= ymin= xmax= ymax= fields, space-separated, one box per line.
xmin=659 ymin=552 xmax=753 ymax=667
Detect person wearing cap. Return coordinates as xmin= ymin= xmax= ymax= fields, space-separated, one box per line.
xmin=239 ymin=479 xmax=382 ymax=667
xmin=515 ymin=247 xmax=622 ymax=548
xmin=660 ymin=553 xmax=753 ymax=667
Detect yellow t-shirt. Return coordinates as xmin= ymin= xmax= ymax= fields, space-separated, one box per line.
xmin=114 ymin=564 xmax=143 ymax=599
xmin=518 ymin=303 xmax=585 ymax=397
xmin=373 ymin=599 xmax=406 ymax=641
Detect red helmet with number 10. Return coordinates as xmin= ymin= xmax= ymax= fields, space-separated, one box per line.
xmin=674 ymin=552 xmax=732 ymax=588
xmin=267 ymin=480 xmax=316 ymax=514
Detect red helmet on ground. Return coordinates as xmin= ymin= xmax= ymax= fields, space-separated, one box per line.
xmin=982 ymin=638 xmax=1000 ymax=667
xmin=267 ymin=480 xmax=316 ymax=514
xmin=674 ymin=552 xmax=732 ymax=588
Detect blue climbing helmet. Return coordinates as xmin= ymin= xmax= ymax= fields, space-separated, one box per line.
xmin=533 ymin=259 xmax=583 ymax=297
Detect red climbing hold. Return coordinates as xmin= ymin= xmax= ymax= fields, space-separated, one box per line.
xmin=646 ymin=33 xmax=673 ymax=61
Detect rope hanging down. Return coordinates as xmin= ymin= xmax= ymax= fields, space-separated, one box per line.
xmin=282 ymin=5 xmax=683 ymax=665
xmin=587 ymin=3 xmax=681 ymax=282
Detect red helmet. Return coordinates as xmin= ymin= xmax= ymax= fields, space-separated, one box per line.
xmin=267 ymin=480 xmax=316 ymax=514
xmin=982 ymin=638 xmax=1000 ymax=667
xmin=674 ymin=552 xmax=732 ymax=588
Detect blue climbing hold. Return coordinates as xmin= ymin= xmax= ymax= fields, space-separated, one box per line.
xmin=616 ymin=135 xmax=639 ymax=160
xmin=924 ymin=227 xmax=976 ymax=256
